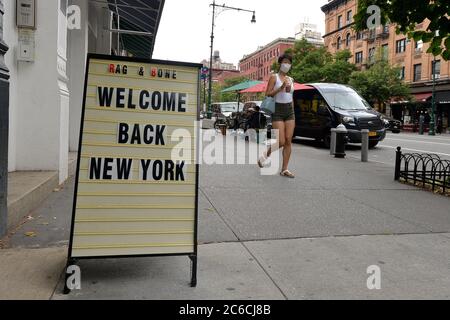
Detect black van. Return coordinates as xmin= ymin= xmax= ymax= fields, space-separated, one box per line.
xmin=293 ymin=83 xmax=387 ymax=149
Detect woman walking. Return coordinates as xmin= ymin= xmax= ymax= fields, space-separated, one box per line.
xmin=258 ymin=53 xmax=296 ymax=178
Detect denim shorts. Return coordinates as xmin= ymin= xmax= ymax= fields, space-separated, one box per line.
xmin=272 ymin=102 xmax=295 ymax=122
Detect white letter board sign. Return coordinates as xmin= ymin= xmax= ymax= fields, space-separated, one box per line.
xmin=66 ymin=54 xmax=201 ymax=288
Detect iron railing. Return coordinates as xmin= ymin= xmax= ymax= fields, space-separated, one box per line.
xmin=395 ymin=147 xmax=450 ymax=194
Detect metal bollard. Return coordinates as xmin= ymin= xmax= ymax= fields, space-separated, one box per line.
xmin=335 ymin=124 xmax=348 ymax=159
xmin=394 ymin=146 xmax=402 ymax=181
xmin=330 ymin=129 xmax=337 ymax=156
xmin=361 ymin=129 xmax=369 ymax=162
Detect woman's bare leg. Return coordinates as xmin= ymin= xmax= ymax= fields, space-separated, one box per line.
xmin=267 ymin=121 xmax=285 ymax=158
xmin=282 ymin=120 xmax=295 ymax=171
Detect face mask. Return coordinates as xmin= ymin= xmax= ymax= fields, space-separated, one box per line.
xmin=280 ymin=63 xmax=291 ymax=73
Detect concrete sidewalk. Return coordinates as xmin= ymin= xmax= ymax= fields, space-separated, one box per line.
xmin=2 ymin=134 xmax=450 ymax=300
xmin=50 ymin=233 xmax=450 ymax=300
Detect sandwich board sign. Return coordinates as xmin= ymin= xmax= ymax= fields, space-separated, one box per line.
xmin=65 ymin=54 xmax=201 ymax=292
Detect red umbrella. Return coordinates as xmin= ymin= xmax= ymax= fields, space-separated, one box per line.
xmin=240 ymin=81 xmax=313 ymax=93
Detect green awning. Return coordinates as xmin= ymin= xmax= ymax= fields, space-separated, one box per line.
xmin=221 ymin=80 xmax=263 ymax=93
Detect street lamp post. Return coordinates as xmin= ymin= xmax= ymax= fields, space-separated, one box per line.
xmin=206 ymin=0 xmax=256 ymax=119
xmin=429 ymin=55 xmax=437 ymax=136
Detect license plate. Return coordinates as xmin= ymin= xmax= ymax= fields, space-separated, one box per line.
xmin=369 ymin=131 xmax=377 ymax=137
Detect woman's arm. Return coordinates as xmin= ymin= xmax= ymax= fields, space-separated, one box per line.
xmin=266 ymin=75 xmax=285 ymax=97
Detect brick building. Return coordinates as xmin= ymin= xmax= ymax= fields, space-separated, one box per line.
xmin=211 ymin=69 xmax=241 ymax=85
xmin=201 ymin=51 xmax=241 ymax=85
xmin=321 ymin=0 xmax=450 ymax=132
xmin=239 ymin=38 xmax=296 ymax=82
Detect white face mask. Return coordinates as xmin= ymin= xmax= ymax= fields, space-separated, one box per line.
xmin=280 ymin=63 xmax=291 ymax=73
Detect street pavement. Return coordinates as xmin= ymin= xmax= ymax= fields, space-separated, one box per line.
xmin=1 ymin=130 xmax=449 ymax=300
xmin=345 ymin=132 xmax=450 ymax=165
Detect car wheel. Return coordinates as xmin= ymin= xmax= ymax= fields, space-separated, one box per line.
xmin=369 ymin=141 xmax=379 ymax=149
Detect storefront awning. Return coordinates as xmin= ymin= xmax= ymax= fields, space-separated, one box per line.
xmin=390 ymin=92 xmax=431 ymax=105
xmin=414 ymin=92 xmax=432 ymax=102
xmin=106 ymin=0 xmax=165 ymax=58
xmin=435 ymin=91 xmax=450 ymax=104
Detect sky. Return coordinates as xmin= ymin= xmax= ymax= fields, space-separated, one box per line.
xmin=153 ymin=0 xmax=329 ymax=66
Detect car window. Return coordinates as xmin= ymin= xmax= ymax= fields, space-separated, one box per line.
xmin=317 ymin=86 xmax=371 ymax=111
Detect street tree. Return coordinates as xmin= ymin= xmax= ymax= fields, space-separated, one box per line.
xmin=349 ymin=58 xmax=411 ymax=108
xmin=273 ymin=39 xmax=356 ymax=84
xmin=322 ymin=50 xmax=358 ymax=84
xmin=354 ymin=0 xmax=450 ymax=60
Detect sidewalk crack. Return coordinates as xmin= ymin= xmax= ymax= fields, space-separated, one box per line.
xmin=240 ymin=242 xmax=289 ymax=300
xmin=199 ymin=187 xmax=242 ymax=241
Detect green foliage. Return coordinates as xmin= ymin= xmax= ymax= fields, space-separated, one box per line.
xmin=322 ymin=50 xmax=358 ymax=84
xmin=220 ymin=76 xmax=249 ymax=102
xmin=353 ymin=0 xmax=450 ymax=60
xmin=201 ymin=81 xmax=222 ymax=105
xmin=349 ymin=59 xmax=411 ymax=105
xmin=285 ymin=39 xmax=357 ymax=84
xmin=207 ymin=76 xmax=250 ymax=103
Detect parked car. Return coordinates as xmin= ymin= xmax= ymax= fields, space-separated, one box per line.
xmin=293 ymin=83 xmax=387 ymax=149
xmin=211 ymin=102 xmax=244 ymax=118
xmin=381 ymin=115 xmax=402 ymax=133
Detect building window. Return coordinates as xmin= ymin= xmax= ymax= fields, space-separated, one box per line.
xmin=338 ymin=15 xmax=343 ymax=29
xmin=414 ymin=64 xmax=422 ymax=82
xmin=399 ymin=66 xmax=405 ymax=80
xmin=346 ymin=33 xmax=351 ymax=47
xmin=347 ymin=10 xmax=353 ymax=24
xmin=432 ymin=60 xmax=441 ymax=78
xmin=396 ymin=39 xmax=406 ymax=53
xmin=369 ymin=48 xmax=376 ymax=63
xmin=355 ymin=52 xmax=363 ymax=64
xmin=382 ymin=44 xmax=389 ymax=60
xmin=356 ymin=31 xmax=363 ymax=40
xmin=383 ymin=25 xmax=389 ymax=34
xmin=337 ymin=36 xmax=342 ymax=50
xmin=415 ymin=40 xmax=423 ymax=52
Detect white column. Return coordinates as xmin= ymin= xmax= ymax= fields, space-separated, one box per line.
xmin=68 ymin=0 xmax=88 ymax=152
xmin=14 ymin=0 xmax=70 ymax=184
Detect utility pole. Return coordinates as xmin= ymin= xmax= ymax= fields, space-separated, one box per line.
xmin=207 ymin=1 xmax=256 ymax=119
xmin=206 ymin=0 xmax=216 ymax=119
xmin=0 ymin=0 xmax=10 ymax=237
xmin=429 ymin=55 xmax=436 ymax=136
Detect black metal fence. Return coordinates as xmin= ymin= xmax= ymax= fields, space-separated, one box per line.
xmin=395 ymin=147 xmax=450 ymax=194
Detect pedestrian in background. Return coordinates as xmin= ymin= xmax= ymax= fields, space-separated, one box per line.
xmin=258 ymin=53 xmax=296 ymax=178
